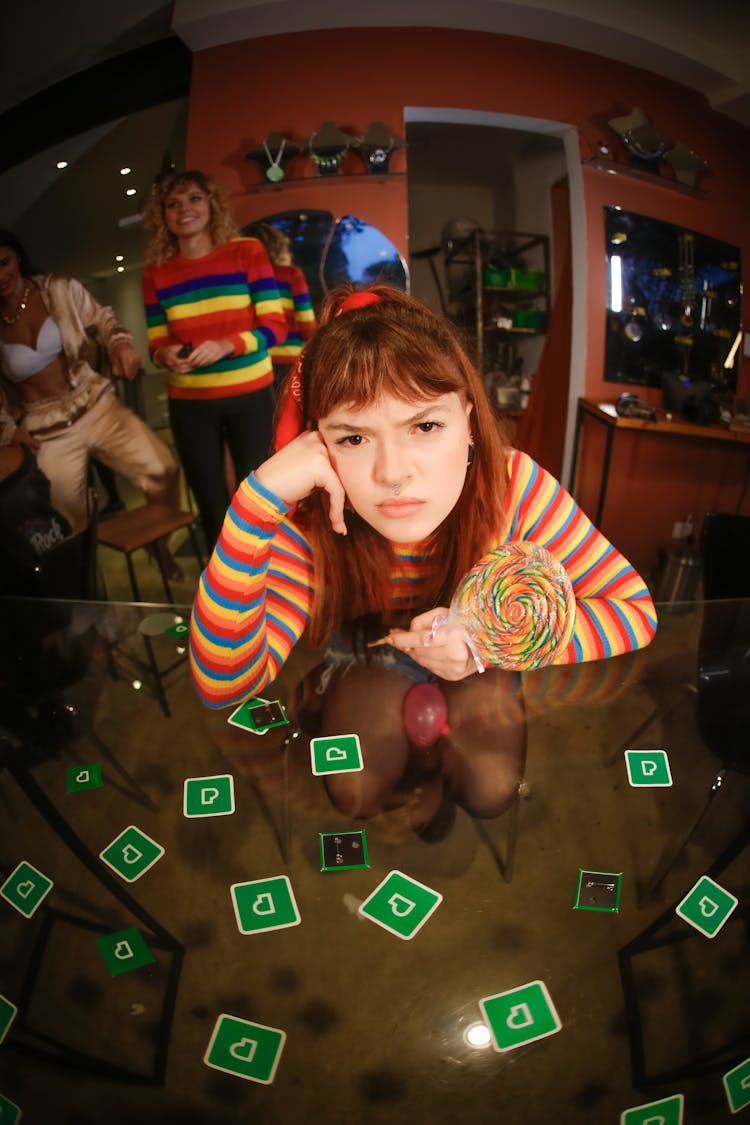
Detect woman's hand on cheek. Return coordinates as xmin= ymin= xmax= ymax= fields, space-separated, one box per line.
xmin=386 ymin=608 xmax=478 ymax=681
xmin=255 ymin=431 xmax=347 ymax=534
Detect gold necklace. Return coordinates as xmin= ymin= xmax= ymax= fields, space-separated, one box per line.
xmin=1 ymin=283 xmax=32 ymax=326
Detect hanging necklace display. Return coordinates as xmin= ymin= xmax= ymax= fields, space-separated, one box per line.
xmin=263 ymin=137 xmax=287 ymax=182
xmin=1 ymin=283 xmax=31 ymax=326
xmin=307 ymin=122 xmax=358 ymax=178
xmin=356 ymin=121 xmax=406 ymax=175
xmin=244 ymin=134 xmax=298 ymax=183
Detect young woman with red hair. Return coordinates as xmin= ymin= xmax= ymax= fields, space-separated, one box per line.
xmin=189 ymin=285 xmax=656 ymax=822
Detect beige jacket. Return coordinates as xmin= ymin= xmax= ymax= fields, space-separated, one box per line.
xmin=0 ymin=274 xmax=134 ymax=443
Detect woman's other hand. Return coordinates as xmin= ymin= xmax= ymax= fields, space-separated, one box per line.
xmin=386 ymin=607 xmax=478 ymax=680
xmin=255 ymin=430 xmax=347 ymax=535
xmin=157 ymin=340 xmax=233 ymax=373
xmin=11 ymin=426 xmax=41 ymax=454
xmin=111 ymin=342 xmax=141 ymax=380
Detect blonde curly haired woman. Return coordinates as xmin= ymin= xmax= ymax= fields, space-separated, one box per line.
xmin=141 ymin=170 xmax=287 ymax=549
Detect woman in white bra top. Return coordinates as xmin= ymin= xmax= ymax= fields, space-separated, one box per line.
xmin=0 ymin=228 xmax=180 ymax=544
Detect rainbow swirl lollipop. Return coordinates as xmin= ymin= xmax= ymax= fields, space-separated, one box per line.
xmin=451 ymin=542 xmax=576 ymax=670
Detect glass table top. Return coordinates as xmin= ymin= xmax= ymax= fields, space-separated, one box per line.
xmin=0 ymin=596 xmax=748 ymax=1122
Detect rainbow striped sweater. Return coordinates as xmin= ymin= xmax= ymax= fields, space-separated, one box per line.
xmin=189 ymin=448 xmax=657 ymax=708
xmin=142 ymin=238 xmax=287 ymax=399
xmin=270 ymin=263 xmax=316 ymax=366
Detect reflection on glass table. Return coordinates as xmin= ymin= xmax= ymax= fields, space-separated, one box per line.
xmin=0 ymin=596 xmax=748 ymax=1122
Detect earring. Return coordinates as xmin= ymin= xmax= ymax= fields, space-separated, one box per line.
xmin=467 ymin=443 xmax=476 ymax=466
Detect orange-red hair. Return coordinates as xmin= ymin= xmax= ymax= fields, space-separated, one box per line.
xmin=296 ymin=284 xmax=511 ymax=645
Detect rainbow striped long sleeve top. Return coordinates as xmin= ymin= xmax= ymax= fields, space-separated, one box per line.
xmin=142 ymin=238 xmax=287 ymax=399
xmin=270 ymin=263 xmax=316 ymax=366
xmin=190 ymin=448 xmax=657 ymax=708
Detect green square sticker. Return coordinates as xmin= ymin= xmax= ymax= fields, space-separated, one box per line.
xmin=183 ymin=774 xmax=235 ymax=817
xmin=231 ymin=875 xmax=301 ymax=934
xmin=204 ymin=1013 xmax=285 ymax=1084
xmin=96 ymin=926 xmax=155 ymax=977
xmin=1 ymin=860 xmax=53 ymax=918
xmin=66 ymin=762 xmax=102 ymax=792
xmin=0 ymin=995 xmax=17 ymax=1044
xmin=479 ymin=980 xmax=562 ymax=1052
xmin=620 ymin=1093 xmax=684 ymax=1124
xmin=723 ymin=1056 xmax=750 ymax=1114
xmin=573 ymin=869 xmax=622 ymax=912
xmin=359 ymin=870 xmax=442 ymax=940
xmin=99 ymin=826 xmax=165 ymax=883
xmin=625 ymin=749 xmax=673 ymax=787
xmin=675 ymin=874 xmax=737 ymax=938
xmin=319 ymin=830 xmax=369 ymax=872
xmin=164 ymin=616 xmax=189 ymax=638
xmin=310 ymin=733 xmax=363 ymax=776
xmin=0 ymin=1094 xmax=21 ymax=1124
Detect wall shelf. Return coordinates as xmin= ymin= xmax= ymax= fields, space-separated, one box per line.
xmin=582 ymin=157 xmax=704 ymax=198
xmin=253 ymin=172 xmax=406 ymax=192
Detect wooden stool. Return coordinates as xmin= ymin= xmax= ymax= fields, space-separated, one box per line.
xmin=97 ymin=503 xmax=204 ymax=603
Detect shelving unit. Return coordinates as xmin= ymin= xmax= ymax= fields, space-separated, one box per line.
xmin=473 ymin=229 xmax=550 ymax=381
xmin=443 ymin=228 xmax=550 ymax=413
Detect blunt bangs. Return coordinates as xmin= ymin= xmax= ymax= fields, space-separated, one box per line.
xmin=303 ymin=312 xmax=469 ymax=421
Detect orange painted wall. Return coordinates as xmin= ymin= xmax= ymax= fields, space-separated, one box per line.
xmin=188 ymin=27 xmax=749 ymax=375
xmin=187 ymin=26 xmax=750 ymax=574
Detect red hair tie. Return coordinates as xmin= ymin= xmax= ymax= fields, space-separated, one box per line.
xmin=336 ymin=290 xmax=383 ymax=314
xmin=273 ymin=290 xmax=384 ymax=451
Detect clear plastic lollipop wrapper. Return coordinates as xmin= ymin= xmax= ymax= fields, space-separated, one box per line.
xmin=441 ymin=542 xmax=576 ymax=672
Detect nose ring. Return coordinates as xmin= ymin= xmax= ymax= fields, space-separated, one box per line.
xmin=391 ymin=481 xmax=403 ymax=496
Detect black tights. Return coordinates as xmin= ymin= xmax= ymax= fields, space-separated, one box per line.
xmin=316 ymin=665 xmax=526 ymax=826
xmin=169 ymin=388 xmax=275 ymax=551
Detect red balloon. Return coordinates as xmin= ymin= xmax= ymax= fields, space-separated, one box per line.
xmin=402 ymin=682 xmax=449 ymax=748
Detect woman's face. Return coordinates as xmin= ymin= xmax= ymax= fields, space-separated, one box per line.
xmin=319 ymin=391 xmax=473 ymax=543
xmin=0 ymin=247 xmax=23 ymax=301
xmin=163 ymin=181 xmax=211 ymax=241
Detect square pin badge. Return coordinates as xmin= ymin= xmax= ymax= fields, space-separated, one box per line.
xmin=310 ymin=733 xmax=363 ymax=776
xmin=204 ymin=1013 xmax=286 ymax=1084
xmin=184 ymin=774 xmax=235 ymax=818
xmin=66 ymin=762 xmax=103 ymax=793
xmin=319 ymin=830 xmax=369 ymax=872
xmin=228 ymin=697 xmax=289 ymax=735
xmin=479 ymin=980 xmax=562 ymax=1052
xmin=573 ymin=869 xmax=622 ymax=913
xmin=99 ymin=826 xmax=165 ymax=883
xmin=625 ymin=749 xmax=673 ymax=787
xmin=620 ymin=1093 xmax=684 ymax=1125
xmin=0 ymin=994 xmax=18 ymax=1044
xmin=0 ymin=1094 xmax=21 ymax=1124
xmin=675 ymin=874 xmax=738 ymax=939
xmin=359 ymin=870 xmax=442 ymax=940
xmin=1 ymin=860 xmax=53 ymax=918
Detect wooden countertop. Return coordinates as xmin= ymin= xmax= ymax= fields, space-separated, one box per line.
xmin=579 ymin=397 xmax=750 ymax=445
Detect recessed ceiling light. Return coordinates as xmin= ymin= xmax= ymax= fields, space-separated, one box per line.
xmin=115 ymin=254 xmax=124 ymax=262
xmin=117 ymin=266 xmax=125 ymax=273
xmin=56 ymin=160 xmax=68 ymax=170
xmin=120 ymin=166 xmax=132 ymax=175
xmin=126 ymin=188 xmax=136 ymax=196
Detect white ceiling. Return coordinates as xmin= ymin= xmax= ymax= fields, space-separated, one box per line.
xmin=2 ymin=0 xmax=749 ymax=280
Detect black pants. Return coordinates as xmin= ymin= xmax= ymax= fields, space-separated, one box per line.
xmin=169 ymin=387 xmax=275 ymax=551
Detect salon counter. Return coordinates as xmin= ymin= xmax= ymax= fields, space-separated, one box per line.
xmin=0 ymin=596 xmax=748 ymax=1122
xmin=568 ymin=397 xmax=750 ymax=579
